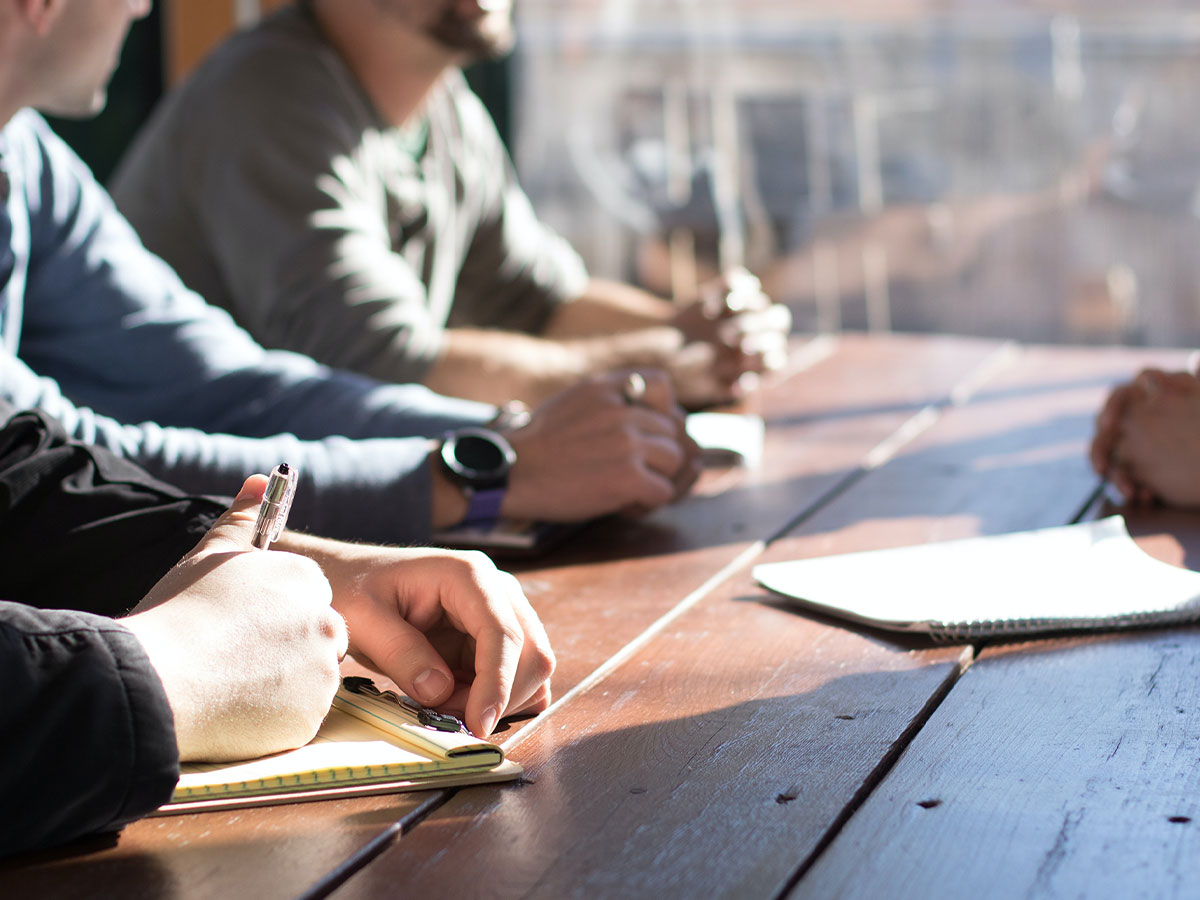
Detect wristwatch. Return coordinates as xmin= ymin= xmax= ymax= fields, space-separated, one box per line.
xmin=439 ymin=426 xmax=516 ymax=528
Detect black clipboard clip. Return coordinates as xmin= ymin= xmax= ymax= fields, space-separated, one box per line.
xmin=341 ymin=675 xmax=468 ymax=734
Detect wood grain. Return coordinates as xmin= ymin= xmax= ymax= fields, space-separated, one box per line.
xmin=327 ymin=342 xmax=1190 ymax=897
xmin=794 ymin=624 xmax=1200 ymax=899
xmin=788 ymin=351 xmax=1200 ymax=899
xmin=4 ymin=337 xmax=1189 ymax=898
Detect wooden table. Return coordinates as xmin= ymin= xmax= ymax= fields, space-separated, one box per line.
xmin=5 ymin=332 xmax=1200 ymax=899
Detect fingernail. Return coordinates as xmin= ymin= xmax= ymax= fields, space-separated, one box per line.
xmin=480 ymin=705 xmax=500 ymax=736
xmin=413 ymin=669 xmax=450 ymax=705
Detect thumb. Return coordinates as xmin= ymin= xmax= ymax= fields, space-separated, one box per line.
xmin=186 ymin=475 xmax=270 ymax=558
xmin=348 ymin=606 xmax=457 ymax=710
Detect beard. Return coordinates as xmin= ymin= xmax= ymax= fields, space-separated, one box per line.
xmin=425 ymin=4 xmax=515 ymax=61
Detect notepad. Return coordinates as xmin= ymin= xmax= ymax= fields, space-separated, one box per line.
xmin=155 ymin=678 xmax=521 ymax=814
xmin=753 ymin=516 xmax=1200 ymax=640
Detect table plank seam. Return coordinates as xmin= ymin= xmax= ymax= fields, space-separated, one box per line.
xmin=771 ymin=645 xmax=976 ymax=900
xmin=298 ymin=792 xmax=452 ymax=900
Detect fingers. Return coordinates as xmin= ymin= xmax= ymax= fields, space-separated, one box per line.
xmin=1090 ymin=370 xmax=1194 ymax=480
xmin=1090 ymin=383 xmax=1135 ymax=476
xmin=710 ymin=302 xmax=791 ymax=381
xmin=717 ymin=303 xmax=793 ymax=345
xmin=422 ymin=572 xmax=555 ymax=733
xmin=701 ymin=266 xmax=769 ymax=316
xmin=608 ymin=370 xmax=696 ymax=500
xmin=506 ymin=371 xmax=699 ymax=519
xmin=342 ymin=600 xmax=459 ymax=708
xmin=1146 ymin=369 xmax=1198 ymax=393
xmin=671 ymin=431 xmax=704 ymax=500
xmin=674 ymin=273 xmax=790 ymax=405
xmin=127 ymin=532 xmax=344 ymax=759
xmin=462 ymin=571 xmax=555 ymax=735
xmin=188 ymin=474 xmax=270 ymax=557
xmin=612 ymin=368 xmax=677 ymax=417
xmin=623 ymin=406 xmax=696 ymax=506
xmin=344 ymin=553 xmax=555 ymax=737
xmin=498 ymin=576 xmax=555 ymax=714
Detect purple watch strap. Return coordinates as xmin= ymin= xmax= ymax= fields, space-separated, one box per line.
xmin=463 ymin=486 xmax=506 ymax=528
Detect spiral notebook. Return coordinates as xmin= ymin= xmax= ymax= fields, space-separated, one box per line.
xmin=753 ymin=516 xmax=1200 ymax=641
xmin=156 ymin=677 xmax=521 ymax=814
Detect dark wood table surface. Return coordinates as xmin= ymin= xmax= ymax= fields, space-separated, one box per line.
xmin=5 ymin=332 xmax=1200 ymax=899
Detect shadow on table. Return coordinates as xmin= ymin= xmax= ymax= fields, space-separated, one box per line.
xmin=349 ymin=663 xmax=964 ymax=897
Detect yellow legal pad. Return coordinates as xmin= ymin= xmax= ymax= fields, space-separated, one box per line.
xmin=155 ymin=679 xmax=521 ymax=814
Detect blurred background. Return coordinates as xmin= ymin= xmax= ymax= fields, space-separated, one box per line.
xmin=67 ymin=0 xmax=1200 ymax=350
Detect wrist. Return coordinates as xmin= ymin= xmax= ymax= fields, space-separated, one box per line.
xmin=430 ymin=450 xmax=471 ymax=529
xmin=575 ymin=328 xmax=684 ymax=372
xmin=435 ymin=427 xmax=516 ymax=529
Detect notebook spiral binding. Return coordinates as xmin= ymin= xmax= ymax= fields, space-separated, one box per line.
xmin=930 ymin=607 xmax=1200 ymax=643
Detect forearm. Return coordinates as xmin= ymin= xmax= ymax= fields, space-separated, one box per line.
xmin=425 ymin=325 xmax=683 ymax=406
xmin=423 ymin=329 xmax=587 ymax=406
xmin=2 ymin=348 xmax=488 ymax=544
xmin=540 ymin=278 xmax=676 ymax=338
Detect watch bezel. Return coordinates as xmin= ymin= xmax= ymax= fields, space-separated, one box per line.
xmin=440 ymin=427 xmax=515 ymax=489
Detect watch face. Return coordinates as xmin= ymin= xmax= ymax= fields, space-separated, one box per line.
xmin=442 ymin=428 xmax=515 ymax=487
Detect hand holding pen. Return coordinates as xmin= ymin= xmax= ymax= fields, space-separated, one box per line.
xmin=124 ymin=472 xmax=346 ymax=760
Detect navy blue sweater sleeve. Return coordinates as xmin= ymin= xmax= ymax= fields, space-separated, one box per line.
xmin=0 ymin=602 xmax=179 ymax=859
xmin=0 ymin=111 xmax=495 ymax=545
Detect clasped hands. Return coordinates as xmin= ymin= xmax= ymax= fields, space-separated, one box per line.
xmin=669 ymin=268 xmax=792 ymax=408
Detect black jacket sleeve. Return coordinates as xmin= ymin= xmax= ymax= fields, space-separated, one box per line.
xmin=0 ymin=404 xmax=230 ymax=857
xmin=0 ymin=405 xmax=227 ymax=615
xmin=0 ymin=602 xmax=180 ymax=858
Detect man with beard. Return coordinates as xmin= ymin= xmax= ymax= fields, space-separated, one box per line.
xmin=111 ymin=0 xmax=792 ymax=409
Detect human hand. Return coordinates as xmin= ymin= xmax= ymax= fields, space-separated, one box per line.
xmin=123 ymin=476 xmax=347 ymax=762
xmin=292 ymin=543 xmax=556 ymax=737
xmin=502 ymin=369 xmax=701 ymax=521
xmin=670 ymin=268 xmax=791 ymax=407
xmin=1089 ymin=377 xmax=1140 ymax=493
xmin=1104 ymin=369 xmax=1200 ymax=508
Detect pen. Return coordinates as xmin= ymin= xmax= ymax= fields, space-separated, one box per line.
xmin=252 ymin=463 xmax=298 ymax=550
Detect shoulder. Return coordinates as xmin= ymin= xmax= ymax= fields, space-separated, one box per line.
xmin=152 ymin=6 xmax=374 ymax=150
xmin=3 ymin=109 xmax=68 ymax=167
xmin=2 ymin=109 xmax=105 ymax=210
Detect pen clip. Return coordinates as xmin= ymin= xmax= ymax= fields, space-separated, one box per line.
xmin=341 ymin=676 xmax=469 ymax=734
